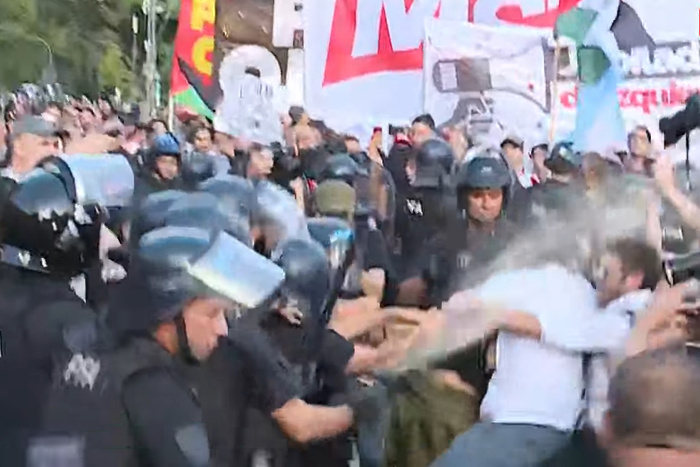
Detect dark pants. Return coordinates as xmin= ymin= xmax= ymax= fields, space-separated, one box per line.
xmin=543 ymin=427 xmax=610 ymax=467
xmin=430 ymin=422 xmax=570 ymax=467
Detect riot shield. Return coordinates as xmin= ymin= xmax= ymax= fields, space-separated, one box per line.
xmin=48 ymin=154 xmax=135 ymax=207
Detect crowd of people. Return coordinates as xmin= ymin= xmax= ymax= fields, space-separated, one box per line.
xmin=0 ymin=78 xmax=700 ymax=467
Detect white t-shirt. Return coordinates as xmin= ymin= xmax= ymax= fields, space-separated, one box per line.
xmin=538 ymin=288 xmax=652 ymax=431
xmin=477 ymin=265 xmax=598 ymax=431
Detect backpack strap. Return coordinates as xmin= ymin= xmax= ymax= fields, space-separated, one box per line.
xmin=575 ymin=352 xmax=594 ymax=430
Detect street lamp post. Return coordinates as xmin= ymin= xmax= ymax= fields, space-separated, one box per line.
xmin=0 ymin=26 xmax=56 ymax=83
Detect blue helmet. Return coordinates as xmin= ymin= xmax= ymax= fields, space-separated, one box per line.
xmin=152 ymin=133 xmax=181 ymax=158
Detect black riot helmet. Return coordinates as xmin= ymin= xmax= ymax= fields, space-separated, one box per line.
xmin=108 ymin=226 xmax=286 ymax=338
xmin=412 ymin=138 xmax=454 ymax=188
xmin=199 ymin=174 xmax=257 ymax=229
xmin=129 ymin=189 xmax=189 ymax=244
xmin=181 ymin=151 xmax=215 ymax=187
xmin=417 ymin=139 xmax=454 ymax=172
xmin=455 ymin=155 xmax=511 ymax=214
xmin=272 ymin=239 xmax=330 ymax=323
xmin=456 ymin=156 xmax=511 ymax=191
xmin=320 ymin=153 xmax=369 ymax=186
xmin=0 ymin=154 xmax=134 ymax=277
xmin=547 ymin=141 xmax=582 ymax=175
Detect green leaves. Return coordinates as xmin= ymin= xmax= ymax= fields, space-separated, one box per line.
xmin=0 ymin=0 xmax=176 ymax=98
xmin=99 ymin=42 xmax=132 ymax=91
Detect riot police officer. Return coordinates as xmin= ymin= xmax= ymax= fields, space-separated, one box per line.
xmin=240 ymin=238 xmax=364 ymax=467
xmin=0 ymin=153 xmax=134 ymax=465
xmin=34 ymin=224 xmax=287 ymax=466
xmin=135 ymin=132 xmax=185 ymax=201
xmin=392 ymin=139 xmax=458 ymax=307
xmin=198 ymin=174 xmax=257 ymax=245
xmin=449 ymin=155 xmax=516 ymax=290
xmin=398 ymin=138 xmax=457 ymax=278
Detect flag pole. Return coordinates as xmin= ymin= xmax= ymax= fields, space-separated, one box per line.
xmin=167 ymin=95 xmax=174 ymax=130
xmin=548 ymin=39 xmax=562 ymax=145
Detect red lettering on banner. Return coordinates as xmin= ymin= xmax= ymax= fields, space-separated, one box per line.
xmin=559 ymin=80 xmax=698 ymax=114
xmin=495 ymin=0 xmax=582 ymax=28
xmin=323 ymin=0 xmax=444 ymax=86
xmin=323 ymin=0 xmax=587 ymax=87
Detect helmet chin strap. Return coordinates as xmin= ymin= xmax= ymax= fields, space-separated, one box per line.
xmin=175 ymin=315 xmax=199 ymax=365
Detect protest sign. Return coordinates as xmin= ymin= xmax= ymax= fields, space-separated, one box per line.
xmin=423 ymin=20 xmax=552 ymax=147
xmin=214 ymin=69 xmax=283 ymax=145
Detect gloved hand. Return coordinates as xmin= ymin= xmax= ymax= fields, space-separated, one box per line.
xmin=346 ymin=382 xmax=388 ymax=425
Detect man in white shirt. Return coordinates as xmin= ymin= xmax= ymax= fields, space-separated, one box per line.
xmin=431 ymin=262 xmax=599 ymax=467
xmin=432 ymin=239 xmax=666 ymax=467
xmin=493 ymin=239 xmax=662 ymax=434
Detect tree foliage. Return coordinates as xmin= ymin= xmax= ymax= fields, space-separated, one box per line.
xmin=0 ymin=0 xmax=178 ymax=99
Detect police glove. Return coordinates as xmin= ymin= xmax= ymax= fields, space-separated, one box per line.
xmin=346 ymin=382 xmax=388 ymax=425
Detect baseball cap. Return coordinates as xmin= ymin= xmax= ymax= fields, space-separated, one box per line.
xmin=13 ymin=115 xmax=59 ymax=137
xmin=314 ymin=180 xmax=356 ymax=217
xmin=500 ymin=134 xmax=524 ymax=149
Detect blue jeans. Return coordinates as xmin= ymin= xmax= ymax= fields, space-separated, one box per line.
xmin=356 ymin=383 xmax=391 ymax=467
xmin=430 ymin=422 xmax=570 ymax=467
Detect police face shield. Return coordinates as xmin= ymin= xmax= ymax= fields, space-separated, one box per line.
xmin=45 ymin=154 xmax=135 ymax=208
xmin=255 ymin=180 xmax=310 ymax=249
xmin=0 ymin=166 xmax=104 ymax=275
xmin=188 ymin=229 xmax=286 ymax=310
xmin=412 ymin=165 xmax=445 ymax=189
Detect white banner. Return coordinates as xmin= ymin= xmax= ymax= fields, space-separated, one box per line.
xmin=424 ymin=20 xmax=552 ymax=147
xmin=305 ymin=0 xmax=700 ymax=153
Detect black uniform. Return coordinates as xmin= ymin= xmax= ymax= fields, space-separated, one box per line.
xmin=36 ymin=198 xmax=288 ymax=466
xmin=0 ymin=154 xmax=134 ymax=466
xmin=32 ymin=337 xmax=208 ymax=467
xmin=398 ymin=139 xmax=457 ymax=280
xmin=432 ymin=156 xmax=516 ymax=398
xmin=237 ymin=237 xmax=355 ymax=467
xmin=0 ymin=266 xmax=98 ymax=465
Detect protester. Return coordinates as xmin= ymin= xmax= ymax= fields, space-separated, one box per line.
xmin=603 ymin=348 xmax=700 ymax=467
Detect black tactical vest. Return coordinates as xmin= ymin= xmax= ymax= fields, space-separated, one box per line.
xmin=30 ymin=338 xmax=178 ymax=467
xmin=0 ymin=268 xmax=95 ymax=466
